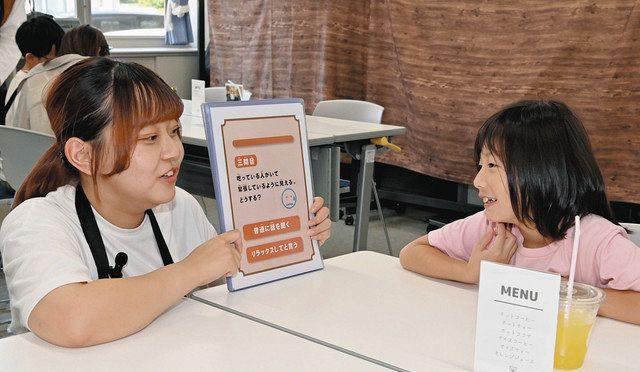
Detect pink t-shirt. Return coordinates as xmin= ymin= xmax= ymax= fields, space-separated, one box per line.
xmin=428 ymin=211 xmax=640 ymax=290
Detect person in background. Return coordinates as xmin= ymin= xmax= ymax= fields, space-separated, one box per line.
xmin=6 ymin=24 xmax=108 ymax=134
xmin=0 ymin=57 xmax=332 ymax=347
xmin=4 ymin=15 xmax=65 ymax=124
xmin=0 ymin=0 xmax=27 ymax=198
xmin=400 ymin=100 xmax=640 ymax=325
xmin=58 ymin=24 xmax=110 ymax=57
xmin=0 ymin=0 xmax=26 ymax=88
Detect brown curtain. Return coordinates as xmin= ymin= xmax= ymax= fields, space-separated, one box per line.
xmin=208 ymin=1 xmax=640 ymax=204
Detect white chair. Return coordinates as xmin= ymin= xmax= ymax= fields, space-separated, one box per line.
xmin=0 ymin=126 xmax=55 ymax=202
xmin=312 ymin=99 xmax=393 ymax=255
xmin=0 ymin=126 xmax=54 ymax=329
xmin=204 ymin=87 xmax=227 ymax=102
xmin=313 ymin=100 xmax=384 ymax=124
xmin=621 ymin=223 xmax=640 ymax=246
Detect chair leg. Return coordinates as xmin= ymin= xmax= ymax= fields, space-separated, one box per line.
xmin=372 ymin=180 xmax=393 ymax=256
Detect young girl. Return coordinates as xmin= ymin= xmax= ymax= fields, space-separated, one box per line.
xmin=0 ymin=57 xmax=331 ymax=346
xmin=400 ymin=100 xmax=640 ymax=324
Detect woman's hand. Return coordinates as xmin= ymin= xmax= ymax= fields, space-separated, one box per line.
xmin=465 ymin=223 xmax=518 ymax=283
xmin=308 ymin=196 xmax=331 ymax=246
xmin=28 ymin=229 xmax=243 ymax=347
xmin=180 ymin=230 xmax=242 ymax=286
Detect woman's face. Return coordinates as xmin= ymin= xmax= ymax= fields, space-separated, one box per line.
xmin=97 ymin=119 xmax=184 ymax=213
xmin=473 ymin=146 xmax=518 ymax=224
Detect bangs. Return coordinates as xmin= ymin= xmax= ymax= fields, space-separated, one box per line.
xmin=121 ymin=80 xmax=183 ymax=130
xmin=105 ymin=62 xmax=183 ymax=175
xmin=474 ymin=111 xmax=507 ymax=166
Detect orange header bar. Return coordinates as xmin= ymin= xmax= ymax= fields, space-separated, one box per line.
xmin=233 ymin=135 xmax=294 ymax=148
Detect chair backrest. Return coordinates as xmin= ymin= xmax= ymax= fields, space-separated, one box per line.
xmin=313 ymin=99 xmax=384 ymax=124
xmin=204 ymin=87 xmax=227 ymax=102
xmin=0 ymin=126 xmax=55 ymax=191
xmin=621 ymin=222 xmax=640 ymax=246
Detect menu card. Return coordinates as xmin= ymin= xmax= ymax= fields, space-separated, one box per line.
xmin=474 ymin=261 xmax=560 ymax=372
xmin=191 ymin=79 xmax=205 ymax=116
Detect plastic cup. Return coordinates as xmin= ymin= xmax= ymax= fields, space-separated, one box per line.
xmin=554 ymin=281 xmax=605 ymax=370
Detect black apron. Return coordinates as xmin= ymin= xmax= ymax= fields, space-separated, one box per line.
xmin=75 ymin=185 xmax=173 ymax=279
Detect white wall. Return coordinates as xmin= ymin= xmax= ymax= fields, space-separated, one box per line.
xmin=111 ymin=50 xmax=198 ymax=99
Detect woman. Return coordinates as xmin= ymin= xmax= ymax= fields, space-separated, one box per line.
xmin=0 ymin=57 xmax=331 ymax=346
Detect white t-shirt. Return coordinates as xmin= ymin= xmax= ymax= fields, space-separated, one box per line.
xmin=0 ymin=0 xmax=26 ymax=85
xmin=0 ymin=185 xmax=217 ymax=333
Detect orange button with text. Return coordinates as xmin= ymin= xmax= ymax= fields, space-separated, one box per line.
xmin=243 ymin=216 xmax=300 ymax=240
xmin=247 ymin=237 xmax=304 ymax=263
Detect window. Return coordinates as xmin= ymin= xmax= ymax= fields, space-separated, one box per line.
xmin=29 ymin=0 xmax=197 ymax=49
xmin=90 ymin=0 xmax=164 ymax=34
xmin=29 ymin=0 xmax=77 ymax=19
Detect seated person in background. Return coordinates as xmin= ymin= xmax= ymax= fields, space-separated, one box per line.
xmin=4 ymin=15 xmax=65 ymax=124
xmin=0 ymin=58 xmax=331 ymax=347
xmin=6 ymin=25 xmax=109 ymax=134
xmin=400 ymin=100 xmax=640 ymax=325
xmin=0 ymin=15 xmax=64 ymax=197
xmin=58 ymin=24 xmax=111 ymax=56
xmin=0 ymin=0 xmax=26 ymax=89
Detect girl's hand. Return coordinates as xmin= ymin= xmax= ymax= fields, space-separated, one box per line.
xmin=308 ymin=196 xmax=331 ymax=246
xmin=465 ymin=223 xmax=518 ymax=283
xmin=180 ymin=230 xmax=242 ymax=286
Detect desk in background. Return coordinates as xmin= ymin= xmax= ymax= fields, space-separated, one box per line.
xmin=179 ymin=100 xmax=406 ymax=252
xmin=192 ymin=251 xmax=640 ymax=372
xmin=0 ymin=298 xmax=387 ymax=372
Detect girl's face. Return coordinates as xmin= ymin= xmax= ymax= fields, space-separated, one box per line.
xmin=473 ymin=147 xmax=518 ymax=224
xmin=97 ymin=119 xmax=184 ymax=213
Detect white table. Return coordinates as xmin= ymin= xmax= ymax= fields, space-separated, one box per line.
xmin=0 ymin=298 xmax=387 ymax=371
xmin=179 ymin=112 xmax=337 ymax=147
xmin=180 ymin=100 xmax=407 ymax=252
xmin=192 ymin=251 xmax=640 ymax=372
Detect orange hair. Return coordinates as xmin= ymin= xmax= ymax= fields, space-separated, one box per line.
xmin=14 ymin=57 xmax=183 ymax=207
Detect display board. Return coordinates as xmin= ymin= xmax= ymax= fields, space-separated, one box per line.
xmin=202 ymin=99 xmax=323 ymax=291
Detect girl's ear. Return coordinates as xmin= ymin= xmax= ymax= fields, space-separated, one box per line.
xmin=65 ymin=137 xmax=93 ymax=175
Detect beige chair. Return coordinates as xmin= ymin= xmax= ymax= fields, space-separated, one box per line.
xmin=0 ymin=126 xmax=55 ymax=203
xmin=204 ymin=87 xmax=227 ymax=102
xmin=313 ymin=99 xmax=395 ymax=255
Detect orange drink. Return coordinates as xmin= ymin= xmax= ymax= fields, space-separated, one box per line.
xmin=553 ymin=282 xmax=605 ymax=370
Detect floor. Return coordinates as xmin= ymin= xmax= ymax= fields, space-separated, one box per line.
xmin=0 ymin=195 xmax=438 ymax=340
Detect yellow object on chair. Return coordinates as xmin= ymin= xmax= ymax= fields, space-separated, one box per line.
xmin=371 ymin=136 xmax=401 ymax=152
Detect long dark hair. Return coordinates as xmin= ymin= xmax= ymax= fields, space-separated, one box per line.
xmin=14 ymin=57 xmax=183 ymax=207
xmin=474 ymin=100 xmax=616 ymax=240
